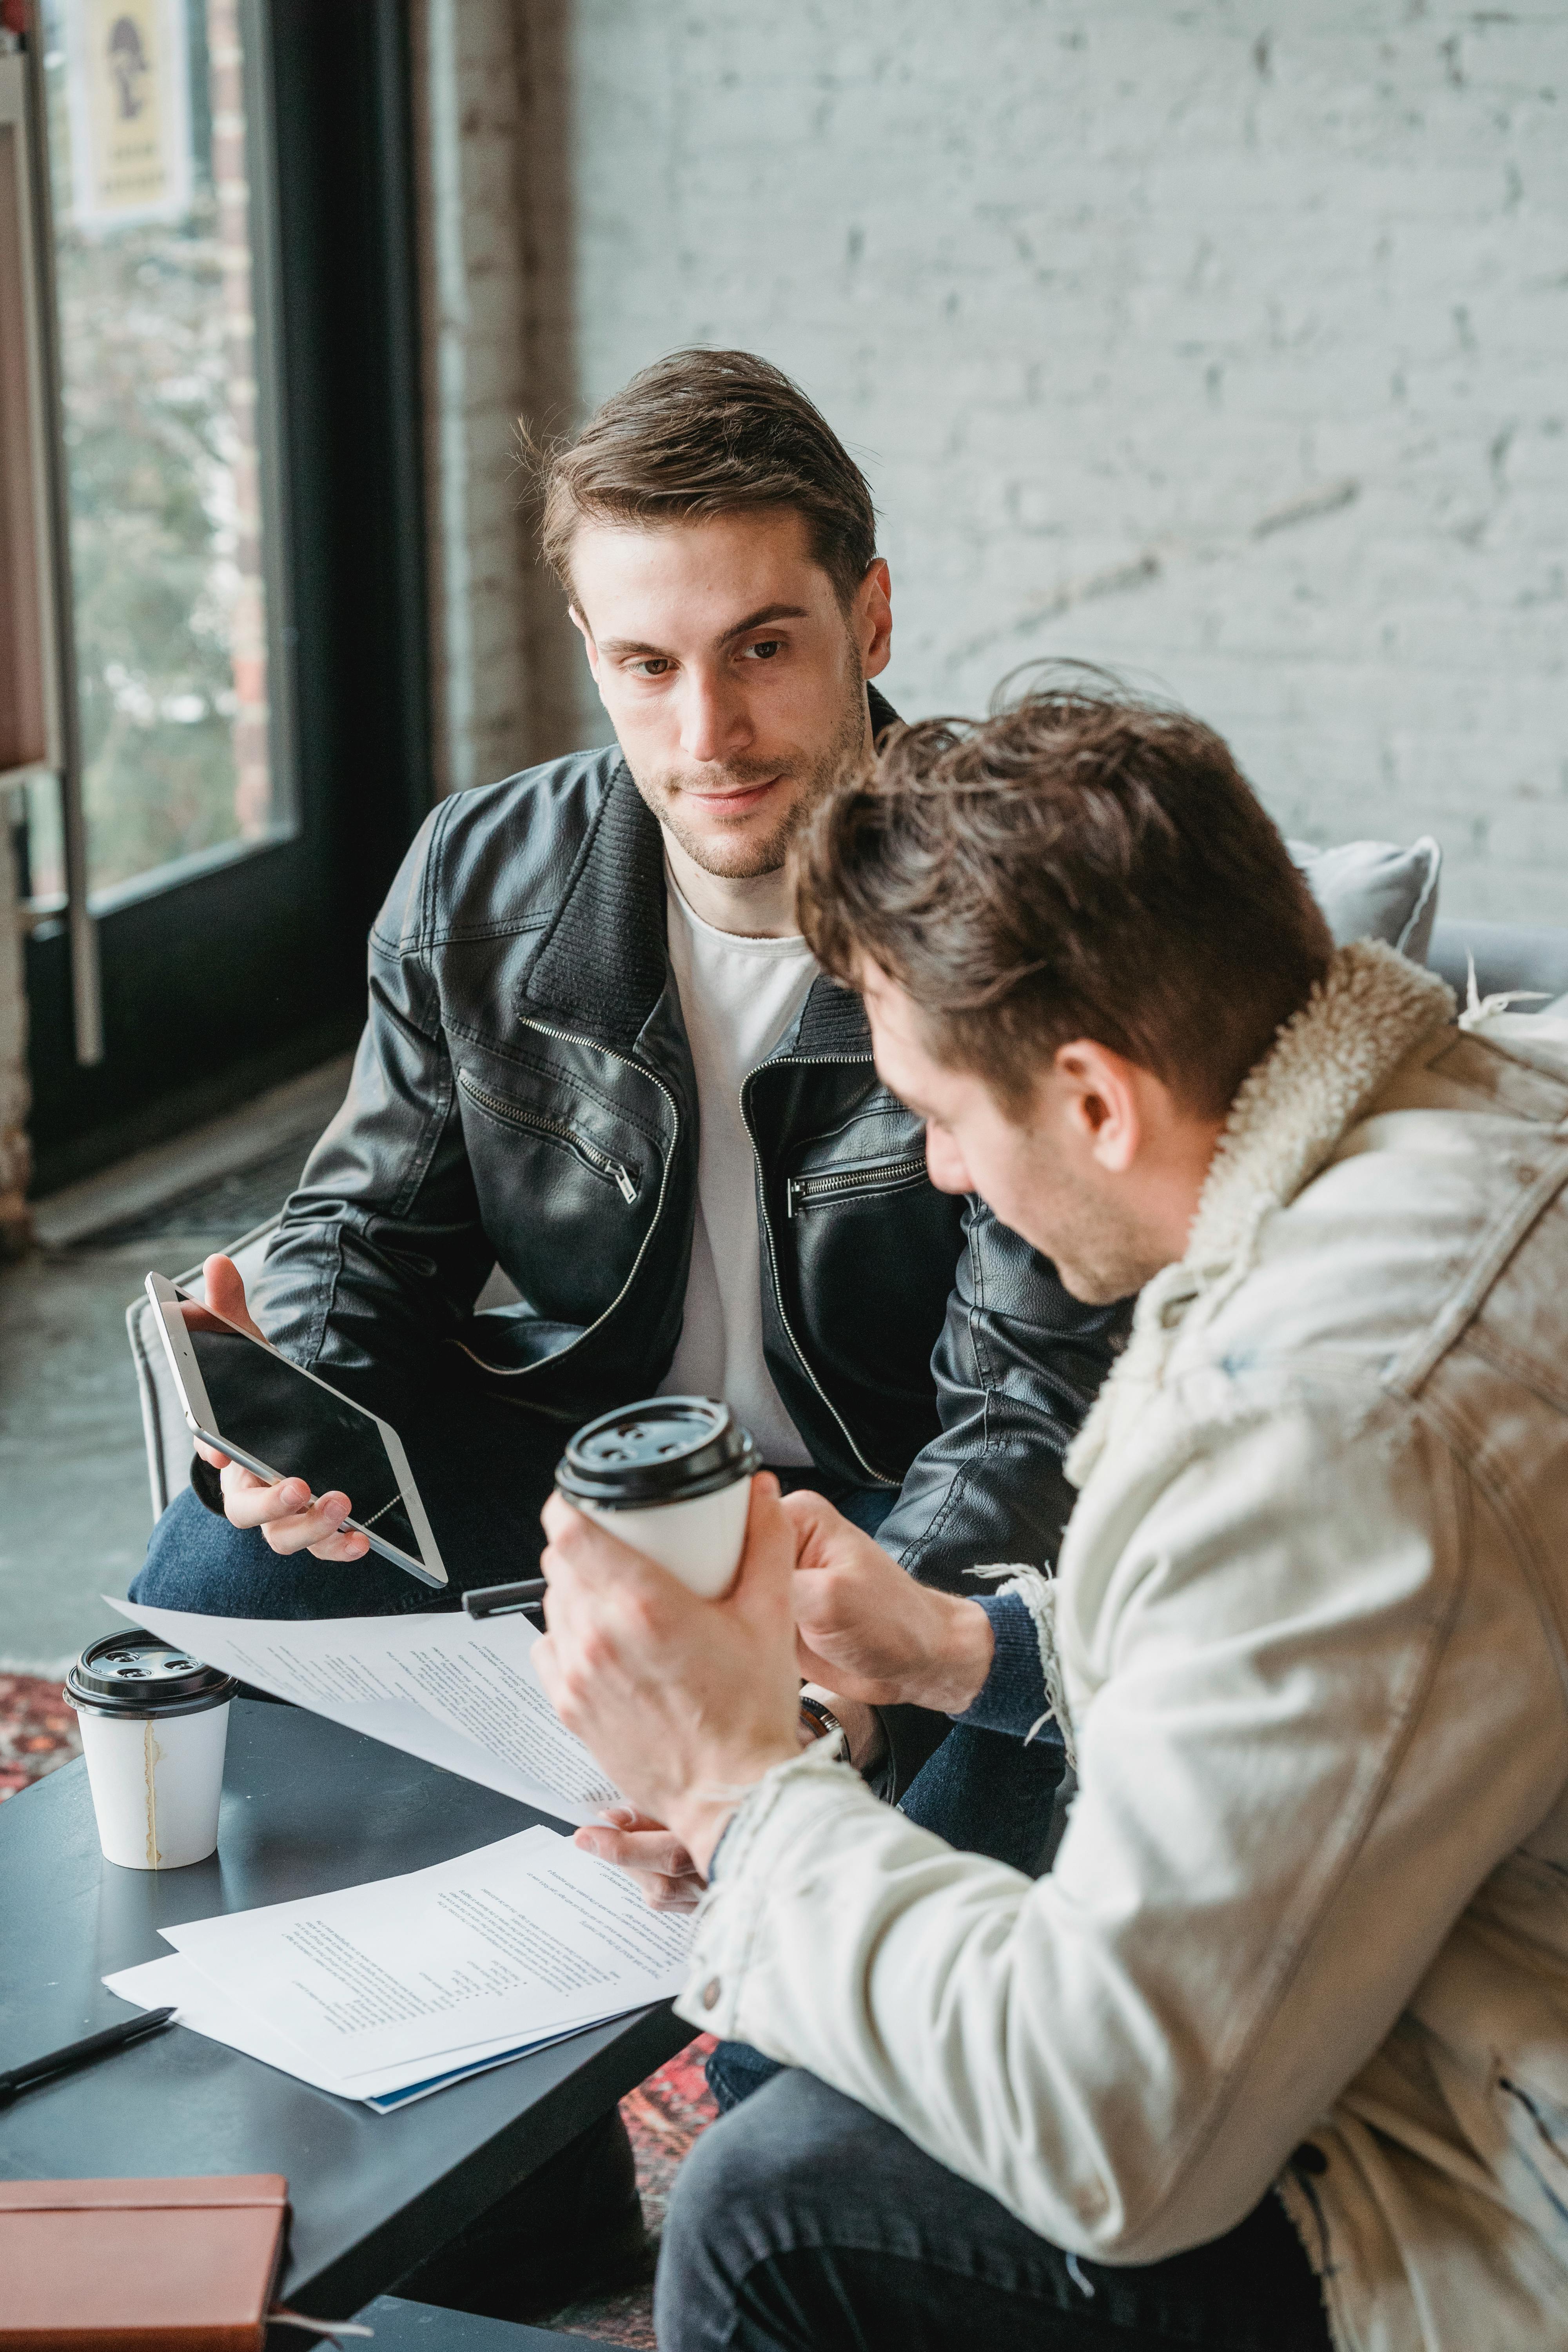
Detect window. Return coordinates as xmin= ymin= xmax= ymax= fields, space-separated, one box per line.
xmin=15 ymin=0 xmax=432 ymax=1191
xmin=25 ymin=0 xmax=291 ymax=906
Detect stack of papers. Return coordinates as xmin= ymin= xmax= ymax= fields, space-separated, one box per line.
xmin=111 ymin=1597 xmax=619 ymax=1824
xmin=105 ymin=1826 xmax=694 ymax=2111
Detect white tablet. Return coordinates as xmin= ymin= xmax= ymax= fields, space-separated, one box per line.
xmin=145 ymin=1272 xmax=447 ymax=1590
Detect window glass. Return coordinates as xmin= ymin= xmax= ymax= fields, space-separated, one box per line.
xmin=35 ymin=0 xmax=283 ymax=898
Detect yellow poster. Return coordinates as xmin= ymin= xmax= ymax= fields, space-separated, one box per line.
xmin=64 ymin=0 xmax=192 ymax=229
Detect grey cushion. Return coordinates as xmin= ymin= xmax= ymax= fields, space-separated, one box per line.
xmin=1427 ymin=921 xmax=1568 ymax=1011
xmin=1289 ymin=835 xmax=1442 ymax=963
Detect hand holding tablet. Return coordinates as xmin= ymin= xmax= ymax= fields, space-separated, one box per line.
xmin=145 ymin=1262 xmax=447 ymax=1590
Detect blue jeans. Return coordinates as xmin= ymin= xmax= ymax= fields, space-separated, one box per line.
xmin=131 ymin=1383 xmax=577 ymax=1619
xmin=134 ymin=1428 xmax=1060 ymax=1851
xmin=130 ymin=1383 xmax=906 ymax=1619
xmin=657 ymin=2069 xmax=1330 ymax=2351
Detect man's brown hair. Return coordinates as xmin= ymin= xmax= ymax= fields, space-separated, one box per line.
xmin=795 ymin=670 xmax=1334 ymax=1121
xmin=534 ymin=349 xmax=877 ymax=608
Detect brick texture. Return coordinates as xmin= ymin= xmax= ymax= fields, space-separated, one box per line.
xmin=434 ymin=2 xmax=1568 ymax=922
xmin=412 ymin=0 xmax=535 ymax=798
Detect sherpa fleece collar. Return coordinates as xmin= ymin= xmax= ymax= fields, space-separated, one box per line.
xmin=1065 ymin=940 xmax=1454 ymax=1489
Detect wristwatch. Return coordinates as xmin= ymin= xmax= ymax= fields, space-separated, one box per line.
xmin=797 ymin=1690 xmax=844 ymax=1744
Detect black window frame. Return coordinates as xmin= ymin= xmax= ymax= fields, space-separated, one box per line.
xmin=25 ymin=0 xmax=432 ymax=1194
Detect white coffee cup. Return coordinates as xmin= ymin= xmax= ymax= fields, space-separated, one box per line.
xmin=557 ymin=1396 xmax=762 ymax=1599
xmin=66 ymin=1633 xmax=237 ymax=1870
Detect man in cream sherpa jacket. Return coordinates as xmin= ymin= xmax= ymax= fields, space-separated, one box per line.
xmin=532 ymin=685 xmax=1568 ymax=2352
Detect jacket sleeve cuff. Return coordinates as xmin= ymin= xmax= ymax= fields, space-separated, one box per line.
xmin=950 ymin=1565 xmax=1075 ymax=1766
xmin=954 ymin=1591 xmax=1052 ymax=1738
xmin=189 ymin=1454 xmax=225 ymax=1516
xmin=676 ymin=1742 xmax=879 ymax=2042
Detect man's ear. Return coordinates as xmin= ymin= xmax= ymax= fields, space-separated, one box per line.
xmin=1053 ymin=1041 xmax=1143 ymax=1174
xmin=858 ymin=558 xmax=893 ymax=682
xmin=568 ymin=604 xmax=602 ymax=685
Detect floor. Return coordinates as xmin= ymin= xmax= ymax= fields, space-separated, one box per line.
xmin=541 ymin=2041 xmax=719 ymax=2346
xmin=0 ymin=1241 xmax=163 ymax=1672
xmin=0 ymin=1062 xmax=350 ymax=1673
xmin=0 ymin=1668 xmax=82 ymax=1799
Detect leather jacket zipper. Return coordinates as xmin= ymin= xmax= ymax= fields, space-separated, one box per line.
xmin=741 ymin=1054 xmax=900 ymax=1488
xmin=458 ymin=1069 xmax=638 ymax=1201
xmin=455 ymin=1019 xmax=679 ymax=1380
xmin=785 ymin=1150 xmax=928 ymax=1220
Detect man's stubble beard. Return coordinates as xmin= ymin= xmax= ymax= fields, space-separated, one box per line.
xmin=1030 ymin=1155 xmax=1167 ymax=1308
xmin=634 ymin=661 xmax=869 ymax=882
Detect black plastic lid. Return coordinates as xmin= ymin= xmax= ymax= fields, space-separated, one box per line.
xmin=556 ymin=1396 xmax=762 ymax=1509
xmin=65 ymin=1630 xmax=237 ymax=1719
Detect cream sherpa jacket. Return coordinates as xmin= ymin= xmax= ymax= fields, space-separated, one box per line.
xmin=679 ymin=943 xmax=1568 ymax=2352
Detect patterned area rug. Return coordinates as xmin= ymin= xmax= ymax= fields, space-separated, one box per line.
xmin=0 ymin=1671 xmax=81 ymax=1800
xmin=0 ymin=1673 xmax=718 ymax=2343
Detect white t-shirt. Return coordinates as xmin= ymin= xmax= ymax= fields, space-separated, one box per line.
xmin=658 ymin=867 xmax=818 ymax=1467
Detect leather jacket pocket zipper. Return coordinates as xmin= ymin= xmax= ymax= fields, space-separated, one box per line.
xmin=458 ymin=1069 xmax=638 ymax=1203
xmin=785 ymin=1150 xmax=929 ymax=1219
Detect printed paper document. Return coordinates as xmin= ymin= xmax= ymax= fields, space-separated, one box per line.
xmin=164 ymin=1825 xmax=692 ymax=2077
xmin=111 ymin=1596 xmax=619 ymax=1824
xmin=103 ymin=1826 xmax=693 ymax=2107
xmin=102 ymin=1947 xmax=589 ymax=2112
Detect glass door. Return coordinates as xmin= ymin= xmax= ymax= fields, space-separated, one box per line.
xmin=22 ymin=0 xmax=293 ymax=914
xmin=15 ymin=0 xmax=433 ymax=1192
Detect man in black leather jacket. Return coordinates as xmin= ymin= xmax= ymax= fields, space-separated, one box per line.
xmin=132 ymin=350 xmax=1125 ymax=1852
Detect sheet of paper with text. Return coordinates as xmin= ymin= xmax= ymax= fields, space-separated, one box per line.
xmin=160 ymin=1825 xmax=692 ymax=2080
xmin=103 ymin=1826 xmax=694 ymax=2108
xmin=100 ymin=1946 xmax=590 ymax=2109
xmin=109 ymin=1597 xmax=619 ymax=1824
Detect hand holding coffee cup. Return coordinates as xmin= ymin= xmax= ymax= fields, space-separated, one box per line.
xmin=554 ymin=1396 xmax=762 ymax=1598
xmin=536 ymin=1415 xmax=803 ymax=1872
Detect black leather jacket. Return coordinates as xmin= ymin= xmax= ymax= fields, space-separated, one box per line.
xmin=256 ymin=710 xmax=1127 ymax=1605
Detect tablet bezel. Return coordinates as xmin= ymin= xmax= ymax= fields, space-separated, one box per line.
xmin=144 ymin=1272 xmax=448 ymax=1591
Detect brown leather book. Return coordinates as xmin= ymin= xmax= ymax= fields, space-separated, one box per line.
xmin=0 ymin=2176 xmax=288 ymax=2351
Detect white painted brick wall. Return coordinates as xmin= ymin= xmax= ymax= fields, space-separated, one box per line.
xmin=512 ymin=0 xmax=1565 ymax=922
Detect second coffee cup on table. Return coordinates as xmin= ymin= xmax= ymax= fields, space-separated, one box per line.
xmin=65 ymin=1631 xmax=237 ymax=1870
xmin=556 ymin=1396 xmax=762 ymax=1598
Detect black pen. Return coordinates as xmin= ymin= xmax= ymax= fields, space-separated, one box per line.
xmin=463 ymin=1577 xmax=547 ymax=1621
xmin=0 ymin=2006 xmax=177 ymax=2107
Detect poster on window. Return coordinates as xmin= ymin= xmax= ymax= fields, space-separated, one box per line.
xmin=62 ymin=0 xmax=192 ymax=229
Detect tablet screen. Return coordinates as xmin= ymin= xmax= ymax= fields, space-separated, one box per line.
xmin=165 ymin=1288 xmax=432 ymax=1572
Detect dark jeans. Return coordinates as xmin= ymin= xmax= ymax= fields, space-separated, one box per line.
xmin=657 ymin=2069 xmax=1330 ymax=2352
xmin=130 ymin=1381 xmax=904 ymax=1618
xmin=132 ymin=1385 xmax=597 ymax=1618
